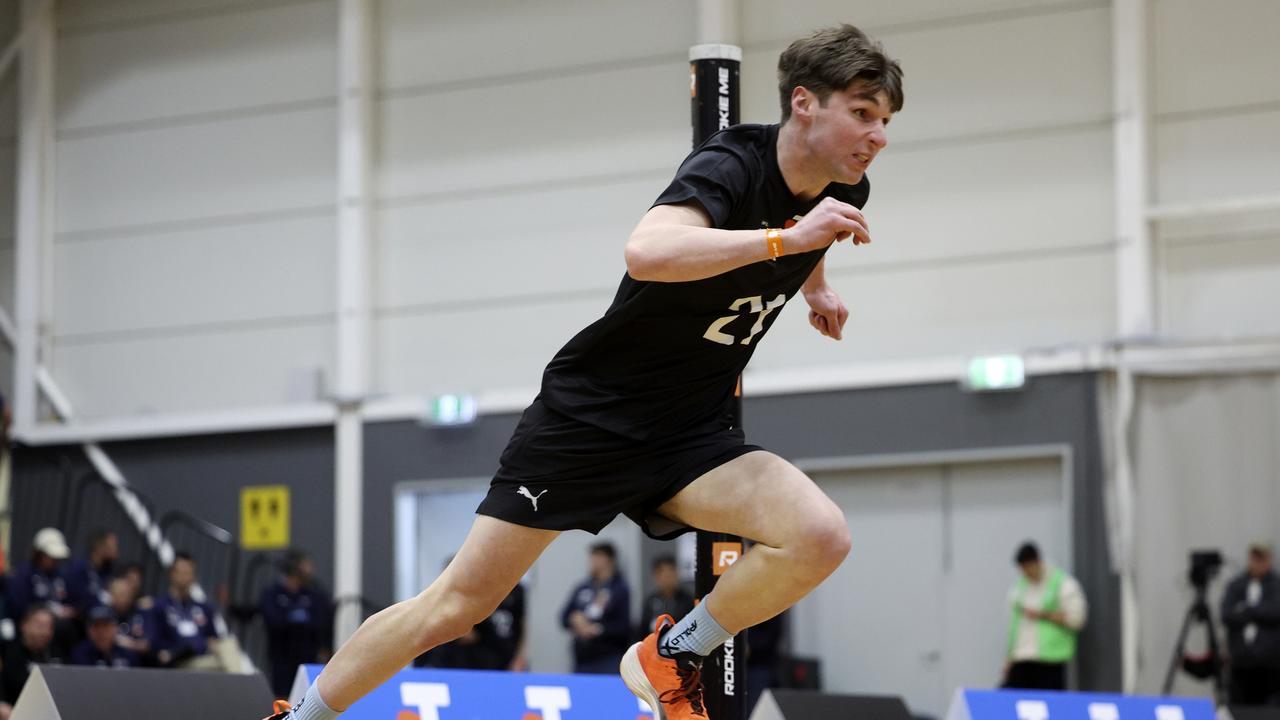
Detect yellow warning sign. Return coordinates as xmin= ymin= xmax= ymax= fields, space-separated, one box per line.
xmin=241 ymin=485 xmax=290 ymax=550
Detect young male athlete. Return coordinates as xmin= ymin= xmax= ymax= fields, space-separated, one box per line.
xmin=264 ymin=24 xmax=901 ymax=720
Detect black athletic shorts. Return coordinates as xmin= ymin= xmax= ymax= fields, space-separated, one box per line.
xmin=476 ymin=397 xmax=762 ymax=540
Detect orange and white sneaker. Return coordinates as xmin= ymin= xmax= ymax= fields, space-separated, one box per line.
xmin=620 ymin=614 xmax=708 ymax=720
xmin=260 ymin=700 xmax=293 ymax=720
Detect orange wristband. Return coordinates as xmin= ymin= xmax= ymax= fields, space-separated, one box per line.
xmin=765 ymin=228 xmax=785 ymax=260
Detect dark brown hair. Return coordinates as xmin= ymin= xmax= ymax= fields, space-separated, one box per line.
xmin=777 ymin=24 xmax=904 ymax=122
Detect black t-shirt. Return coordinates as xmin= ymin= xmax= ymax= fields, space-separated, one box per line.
xmin=540 ymin=123 xmax=869 ymax=440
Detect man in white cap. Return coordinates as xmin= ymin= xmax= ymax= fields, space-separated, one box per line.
xmin=4 ymin=528 xmax=76 ymax=632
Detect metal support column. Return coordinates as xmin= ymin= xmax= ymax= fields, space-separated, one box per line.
xmin=334 ymin=0 xmax=374 ymax=644
xmin=1113 ymin=0 xmax=1154 ymax=339
xmin=13 ymin=0 xmax=54 ymax=432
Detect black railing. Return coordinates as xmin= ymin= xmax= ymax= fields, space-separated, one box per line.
xmin=154 ymin=509 xmax=240 ymax=609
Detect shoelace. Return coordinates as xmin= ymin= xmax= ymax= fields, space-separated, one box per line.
xmin=659 ymin=661 xmax=707 ymax=716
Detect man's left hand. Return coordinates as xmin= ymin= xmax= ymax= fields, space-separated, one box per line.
xmin=804 ymin=284 xmax=849 ymax=340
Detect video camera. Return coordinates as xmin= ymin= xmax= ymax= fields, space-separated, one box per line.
xmin=1188 ymin=549 xmax=1223 ymax=590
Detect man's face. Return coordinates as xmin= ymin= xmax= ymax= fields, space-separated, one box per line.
xmin=89 ymin=620 xmax=116 ymax=652
xmin=170 ymin=559 xmax=196 ymax=595
xmin=1019 ymin=560 xmax=1044 ymax=583
xmin=801 ymin=84 xmax=892 ymax=185
xmin=653 ymin=563 xmax=679 ymax=595
xmin=109 ymin=577 xmax=135 ymax=612
xmin=98 ymin=534 xmax=120 ymax=563
xmin=22 ymin=611 xmax=55 ymax=653
xmin=1248 ymin=551 xmax=1272 ymax=579
xmin=589 ymin=551 xmax=614 ymax=579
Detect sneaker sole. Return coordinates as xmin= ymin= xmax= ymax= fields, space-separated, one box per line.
xmin=620 ymin=641 xmax=665 ymax=720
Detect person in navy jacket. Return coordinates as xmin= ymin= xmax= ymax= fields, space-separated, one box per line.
xmin=560 ymin=542 xmax=632 ymax=674
xmin=259 ymin=550 xmax=333 ymax=696
xmin=70 ymin=604 xmax=138 ymax=668
xmin=62 ymin=529 xmax=119 ymax=616
xmin=152 ymin=552 xmax=222 ymax=667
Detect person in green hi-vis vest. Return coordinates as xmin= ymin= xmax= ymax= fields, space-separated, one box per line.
xmin=1002 ymin=541 xmax=1088 ymax=690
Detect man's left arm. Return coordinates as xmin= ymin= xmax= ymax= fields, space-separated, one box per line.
xmin=801 ymin=258 xmax=849 ymax=341
xmin=1039 ymin=576 xmax=1088 ymax=631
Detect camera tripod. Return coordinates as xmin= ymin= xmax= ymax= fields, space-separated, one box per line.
xmin=1162 ymin=581 xmax=1225 ymax=701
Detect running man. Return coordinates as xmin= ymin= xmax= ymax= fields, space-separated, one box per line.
xmin=265 ymin=24 xmax=902 ymax=720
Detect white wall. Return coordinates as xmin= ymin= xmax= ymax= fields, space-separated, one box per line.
xmin=12 ymin=0 xmax=1279 ymax=419
xmin=48 ymin=0 xmax=339 ymax=417
xmin=1151 ymin=0 xmax=1280 ymax=339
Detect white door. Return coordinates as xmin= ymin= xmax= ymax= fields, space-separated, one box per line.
xmin=792 ymin=454 xmax=1068 ymax=718
xmin=793 ymin=465 xmax=949 ymax=716
xmin=942 ymin=458 xmax=1069 ymax=700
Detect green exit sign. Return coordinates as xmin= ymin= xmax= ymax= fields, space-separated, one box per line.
xmin=965 ymin=355 xmax=1026 ymax=391
xmin=426 ymin=394 xmax=477 ymax=426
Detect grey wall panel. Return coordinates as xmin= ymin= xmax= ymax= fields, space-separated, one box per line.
xmin=749 ymin=249 xmax=1116 ymax=371
xmin=1160 ymin=232 xmax=1280 ymax=340
xmin=54 ymin=213 xmax=336 ymax=335
xmin=374 ymin=295 xmax=609 ymax=396
xmin=377 ymin=63 xmax=688 ymax=200
xmin=56 ymin=1 xmax=337 ymax=132
xmin=839 ymin=129 xmax=1114 ymax=267
xmin=380 ymin=0 xmax=693 ymax=90
xmin=0 ymin=344 xmax=12 ymax=404
xmin=56 ymin=0 xmax=304 ymax=29
xmin=742 ymin=6 xmax=1112 ymax=139
xmin=741 ymin=0 xmax=1085 ymax=43
xmin=375 ymin=177 xmax=653 ymax=309
xmin=52 ymin=322 xmax=333 ymax=418
xmin=1155 ymin=109 xmax=1280 ymax=206
xmin=55 ymin=107 xmax=336 ymax=235
xmin=1153 ymin=0 xmax=1280 ymax=115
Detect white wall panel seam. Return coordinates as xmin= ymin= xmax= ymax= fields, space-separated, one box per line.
xmin=375 ymin=288 xmax=616 ymax=320
xmin=52 ymin=313 xmax=336 ymax=345
xmin=889 ymin=117 xmax=1113 ymax=154
xmin=1161 ymin=227 xmax=1280 ymax=249
xmin=57 ymin=0 xmax=330 ymax=38
xmin=371 ymin=242 xmax=1118 ymax=320
xmin=56 ymin=96 xmax=336 ymax=140
xmin=378 ymin=51 xmax=684 ymax=98
xmin=825 ymin=241 xmax=1118 ymax=278
xmin=742 ymin=0 xmax=1107 ymax=46
xmin=376 ymin=167 xmax=673 ymax=208
xmin=1155 ymin=99 xmax=1280 ymax=126
xmin=53 ymin=204 xmax=334 ymax=244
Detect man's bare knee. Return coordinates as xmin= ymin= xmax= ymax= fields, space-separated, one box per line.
xmin=792 ymin=503 xmax=851 ymax=578
xmin=406 ymin=587 xmax=497 ymax=652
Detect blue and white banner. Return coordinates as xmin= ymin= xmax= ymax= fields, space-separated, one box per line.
xmin=946 ymin=689 xmax=1216 ymax=720
xmin=290 ymin=665 xmax=655 ymax=720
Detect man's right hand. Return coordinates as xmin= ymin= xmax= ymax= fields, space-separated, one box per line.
xmin=782 ymin=197 xmax=872 ymax=253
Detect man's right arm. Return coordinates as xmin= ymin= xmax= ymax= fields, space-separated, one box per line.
xmin=625 ymin=198 xmax=871 ymax=283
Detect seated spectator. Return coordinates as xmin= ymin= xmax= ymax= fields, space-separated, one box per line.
xmin=5 ymin=528 xmax=73 ymax=624
xmin=0 ymin=607 xmax=61 ymax=720
xmin=260 ymin=550 xmax=333 ymax=696
xmin=107 ymin=574 xmax=155 ymax=664
xmin=63 ymin=529 xmax=119 ymax=615
xmin=152 ymin=552 xmax=223 ymax=669
xmin=70 ymin=605 xmax=137 ymax=668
